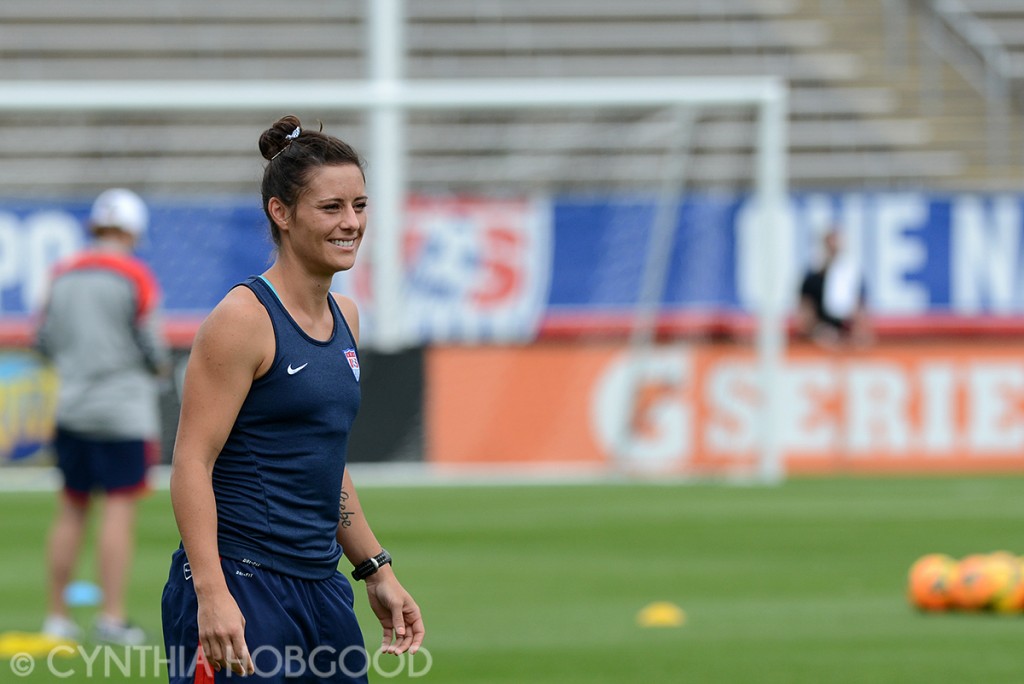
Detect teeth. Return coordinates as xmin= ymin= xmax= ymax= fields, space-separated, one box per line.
xmin=330 ymin=239 xmax=355 ymax=247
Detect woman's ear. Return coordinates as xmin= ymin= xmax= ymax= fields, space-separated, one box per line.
xmin=268 ymin=197 xmax=290 ymax=232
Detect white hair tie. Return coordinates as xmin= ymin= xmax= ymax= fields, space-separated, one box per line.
xmin=271 ymin=126 xmax=302 ymax=160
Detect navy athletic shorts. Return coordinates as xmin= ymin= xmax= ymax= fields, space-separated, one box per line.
xmin=55 ymin=427 xmax=152 ymax=502
xmin=161 ymin=546 xmax=369 ymax=683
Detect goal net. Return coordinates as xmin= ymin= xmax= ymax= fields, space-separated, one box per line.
xmin=342 ymin=78 xmax=791 ymax=483
xmin=0 ymin=76 xmax=787 ymax=484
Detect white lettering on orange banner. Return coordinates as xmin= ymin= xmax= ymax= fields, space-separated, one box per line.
xmin=590 ymin=348 xmax=692 ymax=470
xmin=428 ymin=344 xmax=1024 ymax=474
xmin=591 ymin=348 xmax=1024 ymax=470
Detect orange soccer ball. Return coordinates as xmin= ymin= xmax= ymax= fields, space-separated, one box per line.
xmin=949 ymin=553 xmax=1003 ymax=611
xmin=987 ymin=552 xmax=1024 ymax=614
xmin=908 ymin=553 xmax=957 ymax=611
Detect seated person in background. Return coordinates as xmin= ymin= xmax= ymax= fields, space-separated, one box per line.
xmin=797 ymin=227 xmax=872 ymax=348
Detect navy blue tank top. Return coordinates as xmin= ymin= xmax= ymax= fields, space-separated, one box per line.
xmin=212 ymin=276 xmax=361 ymax=580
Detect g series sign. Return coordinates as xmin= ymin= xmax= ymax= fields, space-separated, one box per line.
xmin=428 ymin=342 xmax=1024 ymax=474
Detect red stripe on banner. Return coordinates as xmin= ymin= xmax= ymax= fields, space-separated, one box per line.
xmin=0 ymin=315 xmax=203 ymax=349
xmin=0 ymin=319 xmax=33 ymax=346
xmin=2 ymin=312 xmax=1024 ymax=348
xmin=538 ymin=312 xmax=1024 ymax=340
xmin=162 ymin=315 xmax=205 ymax=348
xmin=539 ymin=311 xmax=756 ymax=339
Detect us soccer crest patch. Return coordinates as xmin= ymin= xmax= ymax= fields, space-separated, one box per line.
xmin=343 ymin=348 xmax=360 ymax=381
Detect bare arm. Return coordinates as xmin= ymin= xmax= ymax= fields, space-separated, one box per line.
xmin=169 ymin=287 xmax=273 ymax=675
xmin=338 ymin=468 xmax=425 ymax=655
xmin=333 ymin=294 xmax=425 ymax=655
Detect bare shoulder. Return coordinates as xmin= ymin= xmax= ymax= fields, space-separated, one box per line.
xmin=202 ymin=286 xmax=270 ymax=337
xmin=193 ymin=286 xmax=273 ymax=372
xmin=331 ymin=293 xmax=360 ymax=344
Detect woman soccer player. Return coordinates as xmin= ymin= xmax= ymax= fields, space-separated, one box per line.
xmin=162 ymin=115 xmax=424 ymax=682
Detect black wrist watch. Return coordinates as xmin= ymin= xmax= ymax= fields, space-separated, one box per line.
xmin=352 ymin=549 xmax=392 ymax=581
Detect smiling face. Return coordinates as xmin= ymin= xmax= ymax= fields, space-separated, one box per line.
xmin=271 ymin=163 xmax=367 ymax=276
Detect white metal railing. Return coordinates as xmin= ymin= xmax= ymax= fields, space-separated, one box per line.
xmin=922 ymin=0 xmax=1017 ymax=167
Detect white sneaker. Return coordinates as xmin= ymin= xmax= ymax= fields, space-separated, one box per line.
xmin=42 ymin=614 xmax=83 ymax=642
xmin=93 ymin=615 xmax=146 ymax=646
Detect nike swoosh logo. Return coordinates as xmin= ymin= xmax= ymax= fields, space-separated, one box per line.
xmin=287 ymin=363 xmax=308 ymax=375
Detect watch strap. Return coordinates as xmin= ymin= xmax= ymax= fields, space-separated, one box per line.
xmin=352 ymin=549 xmax=392 ymax=581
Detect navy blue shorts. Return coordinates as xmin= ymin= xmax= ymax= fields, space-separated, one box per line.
xmin=161 ymin=547 xmax=369 ymax=683
xmin=55 ymin=427 xmax=152 ymax=503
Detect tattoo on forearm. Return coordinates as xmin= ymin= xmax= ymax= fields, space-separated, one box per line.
xmin=339 ymin=488 xmax=353 ymax=529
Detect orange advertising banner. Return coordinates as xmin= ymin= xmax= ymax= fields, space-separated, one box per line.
xmin=427 ymin=342 xmax=1024 ymax=474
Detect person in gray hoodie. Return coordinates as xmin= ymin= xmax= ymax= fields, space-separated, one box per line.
xmin=36 ymin=188 xmax=169 ymax=646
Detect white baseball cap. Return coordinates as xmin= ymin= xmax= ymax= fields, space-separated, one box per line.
xmin=89 ymin=188 xmax=149 ymax=236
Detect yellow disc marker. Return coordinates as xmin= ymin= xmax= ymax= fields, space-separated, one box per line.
xmin=637 ymin=601 xmax=686 ymax=628
xmin=0 ymin=632 xmax=78 ymax=659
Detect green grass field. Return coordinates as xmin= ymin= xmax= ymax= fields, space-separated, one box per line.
xmin=3 ymin=477 xmax=1024 ymax=683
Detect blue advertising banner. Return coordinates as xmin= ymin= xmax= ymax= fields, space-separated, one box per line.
xmin=0 ymin=197 xmax=271 ymax=317
xmin=1 ymin=192 xmax=1023 ymax=343
xmin=551 ymin=192 xmax=1024 ymax=317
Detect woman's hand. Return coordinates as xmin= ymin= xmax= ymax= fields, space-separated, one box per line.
xmin=197 ymin=588 xmax=255 ymax=676
xmin=364 ymin=568 xmax=425 ymax=655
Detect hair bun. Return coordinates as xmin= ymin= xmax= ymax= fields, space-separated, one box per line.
xmin=259 ymin=114 xmax=303 ymax=161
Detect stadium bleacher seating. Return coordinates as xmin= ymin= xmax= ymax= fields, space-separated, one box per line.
xmin=958 ymin=0 xmax=1024 ymax=75
xmin=0 ymin=0 xmax=1020 ymax=194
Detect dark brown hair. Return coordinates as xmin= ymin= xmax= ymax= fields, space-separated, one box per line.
xmin=258 ymin=114 xmax=365 ymax=245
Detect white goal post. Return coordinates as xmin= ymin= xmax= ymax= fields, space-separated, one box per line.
xmin=0 ymin=5 xmax=789 ymax=483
